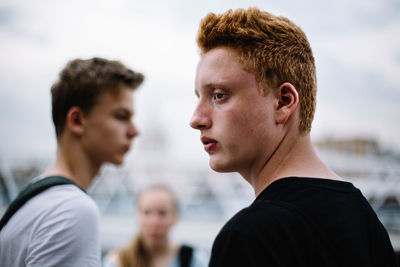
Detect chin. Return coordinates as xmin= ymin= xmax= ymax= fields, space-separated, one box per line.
xmin=109 ymin=156 xmax=124 ymax=165
xmin=145 ymin=238 xmax=163 ymax=249
xmin=114 ymin=160 xmax=124 ymax=165
xmin=209 ymin=159 xmax=235 ymax=173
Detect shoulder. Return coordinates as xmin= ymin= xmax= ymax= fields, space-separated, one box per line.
xmin=28 ymin=185 xmax=100 ymax=248
xmin=36 ymin=184 xmax=100 ymax=226
xmin=4 ymin=184 xmax=99 ymax=235
xmin=2 ymin=184 xmax=101 ymax=266
xmin=44 ymin=184 xmax=98 ymax=212
xmin=191 ymin=247 xmax=209 ymax=267
xmin=209 ymin=201 xmax=314 ymax=266
xmin=103 ymin=251 xmax=120 ymax=267
xmin=31 ymin=183 xmax=100 ymax=235
xmin=221 ymin=200 xmax=305 ymax=236
xmin=175 ymin=244 xmax=208 ymax=267
xmin=27 ymin=185 xmax=100 ymax=265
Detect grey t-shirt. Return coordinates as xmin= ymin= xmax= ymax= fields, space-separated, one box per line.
xmin=0 ymin=182 xmax=100 ymax=267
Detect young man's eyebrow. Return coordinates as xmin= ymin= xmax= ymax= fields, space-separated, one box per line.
xmin=204 ymin=82 xmax=227 ymax=90
xmin=116 ymin=107 xmax=134 ymax=115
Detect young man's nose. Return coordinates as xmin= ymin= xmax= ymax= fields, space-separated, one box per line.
xmin=190 ymin=103 xmax=212 ymax=130
xmin=146 ymin=214 xmax=163 ymax=225
xmin=127 ymin=122 xmax=139 ymax=139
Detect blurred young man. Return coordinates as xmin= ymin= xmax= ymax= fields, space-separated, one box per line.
xmin=0 ymin=57 xmax=144 ymax=266
xmin=190 ymin=8 xmax=396 ymax=266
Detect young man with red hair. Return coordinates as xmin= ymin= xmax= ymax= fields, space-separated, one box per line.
xmin=191 ymin=7 xmax=396 ymax=266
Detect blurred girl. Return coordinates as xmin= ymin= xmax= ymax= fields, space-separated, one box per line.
xmin=103 ymin=185 xmax=207 ymax=267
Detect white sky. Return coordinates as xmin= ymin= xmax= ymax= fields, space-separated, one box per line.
xmin=0 ymin=0 xmax=399 ymax=163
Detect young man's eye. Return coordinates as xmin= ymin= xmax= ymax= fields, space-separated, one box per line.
xmin=213 ymin=92 xmax=226 ymax=101
xmin=115 ymin=113 xmax=129 ymax=120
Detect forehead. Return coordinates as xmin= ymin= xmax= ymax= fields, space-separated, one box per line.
xmin=139 ymin=189 xmax=175 ymax=208
xmin=94 ymin=86 xmax=133 ymax=108
xmin=195 ymin=47 xmax=255 ymax=91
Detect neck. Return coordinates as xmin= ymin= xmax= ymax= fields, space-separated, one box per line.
xmin=244 ymin=130 xmax=341 ymax=197
xmin=42 ymin=139 xmax=101 ymax=190
xmin=146 ymin=240 xmax=178 ymax=267
xmin=147 ymin=239 xmax=170 ymax=255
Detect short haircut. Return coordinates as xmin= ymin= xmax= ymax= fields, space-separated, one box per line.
xmin=197 ymin=7 xmax=316 ymax=132
xmin=51 ymin=57 xmax=144 ymax=138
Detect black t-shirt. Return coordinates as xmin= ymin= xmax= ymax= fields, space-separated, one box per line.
xmin=209 ymin=177 xmax=397 ymax=267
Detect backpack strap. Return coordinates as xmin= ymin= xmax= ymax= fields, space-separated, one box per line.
xmin=0 ymin=176 xmax=84 ymax=231
xmin=179 ymin=244 xmax=194 ymax=267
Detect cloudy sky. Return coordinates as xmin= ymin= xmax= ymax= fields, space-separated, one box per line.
xmin=0 ymin=0 xmax=399 ymax=164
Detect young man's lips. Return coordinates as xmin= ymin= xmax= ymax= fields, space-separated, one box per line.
xmin=123 ymin=144 xmax=131 ymax=152
xmin=201 ymin=136 xmax=218 ymax=152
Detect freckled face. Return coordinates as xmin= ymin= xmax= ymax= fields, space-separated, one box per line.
xmin=190 ymin=47 xmax=280 ymax=177
xmin=81 ymin=87 xmax=138 ymax=166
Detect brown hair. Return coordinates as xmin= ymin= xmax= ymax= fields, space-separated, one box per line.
xmin=118 ymin=235 xmax=149 ymax=267
xmin=51 ymin=57 xmax=144 ymax=138
xmin=197 ymin=7 xmax=316 ymax=132
xmin=117 ymin=185 xmax=178 ymax=267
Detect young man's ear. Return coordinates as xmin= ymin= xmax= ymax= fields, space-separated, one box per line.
xmin=66 ymin=107 xmax=85 ymax=136
xmin=274 ymin=82 xmax=299 ymax=125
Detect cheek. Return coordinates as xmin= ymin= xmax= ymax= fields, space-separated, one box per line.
xmin=236 ymin=101 xmax=271 ymax=132
xmin=139 ymin=215 xmax=153 ymax=227
xmin=87 ymin=120 xmax=113 ymax=139
xmin=139 ymin=217 xmax=147 ymax=229
xmin=101 ymin=121 xmax=121 ymax=137
xmin=223 ymin=106 xmax=273 ymax=155
xmin=159 ymin=214 xmax=176 ymax=226
xmin=96 ymin=123 xmax=127 ymax=149
xmin=223 ymin=108 xmax=256 ymax=140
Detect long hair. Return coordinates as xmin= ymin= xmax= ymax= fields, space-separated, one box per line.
xmin=118 ymin=235 xmax=149 ymax=267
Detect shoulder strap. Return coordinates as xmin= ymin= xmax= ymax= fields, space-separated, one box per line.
xmin=179 ymin=244 xmax=194 ymax=267
xmin=0 ymin=176 xmax=84 ymax=231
